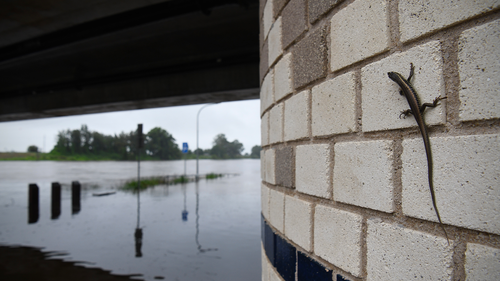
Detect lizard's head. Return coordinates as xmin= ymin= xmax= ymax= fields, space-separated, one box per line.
xmin=387 ymin=72 xmax=399 ymax=81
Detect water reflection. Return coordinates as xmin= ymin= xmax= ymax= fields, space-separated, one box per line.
xmin=182 ymin=185 xmax=188 ymax=221
xmin=195 ymin=182 xmax=217 ymax=253
xmin=4 ymin=160 xmax=261 ymax=280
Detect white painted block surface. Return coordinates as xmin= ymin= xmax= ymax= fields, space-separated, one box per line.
xmin=269 ymin=189 xmax=285 ymax=232
xmin=402 ymin=134 xmax=500 ymax=235
xmin=330 ymin=0 xmax=389 ymax=71
xmin=274 ymin=53 xmax=292 ymax=101
xmin=314 ymin=205 xmax=362 ymax=277
xmin=333 ymin=140 xmax=394 ymax=213
xmin=265 ymin=148 xmax=276 ymax=185
xmin=269 ymin=103 xmax=283 ymax=144
xmin=261 ymin=184 xmax=270 ymax=220
xmin=284 ymin=90 xmax=309 ymax=141
xmin=312 ymin=71 xmax=357 ymax=136
xmin=367 ymin=220 xmax=453 ymax=281
xmin=361 ymin=40 xmax=446 ymax=132
xmin=285 ymin=195 xmax=312 ymax=251
xmin=296 ymin=144 xmax=331 ymax=199
xmin=458 ymin=19 xmax=500 ymax=121
xmin=399 ymin=0 xmax=500 ymax=42
xmin=268 ymin=17 xmax=283 ymax=66
xmin=262 ymin=0 xmax=274 ymax=39
xmin=465 ymin=243 xmax=500 ymax=281
xmin=261 ymin=111 xmax=269 ymax=146
xmin=261 ymin=70 xmax=274 ymax=115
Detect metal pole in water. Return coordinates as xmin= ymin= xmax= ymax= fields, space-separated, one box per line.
xmin=71 ymin=181 xmax=81 ymax=214
xmin=28 ymin=183 xmax=39 ymax=224
xmin=196 ymin=103 xmax=218 ymax=180
xmin=51 ymin=182 xmax=61 ymax=219
xmin=135 ymin=124 xmax=143 ymax=258
xmin=137 ymin=124 xmax=142 ymax=229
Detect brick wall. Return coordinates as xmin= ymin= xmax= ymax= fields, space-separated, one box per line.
xmin=259 ymin=0 xmax=500 ymax=280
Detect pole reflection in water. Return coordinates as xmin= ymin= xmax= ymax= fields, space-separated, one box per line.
xmin=51 ymin=182 xmax=61 ymax=220
xmin=71 ymin=181 xmax=81 ymax=215
xmin=195 ymin=182 xmax=217 ymax=253
xmin=182 ymin=185 xmax=188 ymax=221
xmin=134 ymin=176 xmax=143 ymax=258
xmin=28 ymin=183 xmax=39 ymax=224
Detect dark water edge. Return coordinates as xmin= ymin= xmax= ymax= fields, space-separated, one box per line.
xmin=0 ymin=245 xmax=143 ymax=281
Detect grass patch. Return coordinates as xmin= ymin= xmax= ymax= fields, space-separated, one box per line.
xmin=122 ymin=177 xmax=166 ymax=191
xmin=122 ymin=173 xmax=226 ymax=192
xmin=206 ymin=173 xmax=223 ymax=179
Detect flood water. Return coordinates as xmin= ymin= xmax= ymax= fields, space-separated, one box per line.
xmin=0 ymin=159 xmax=261 ymax=281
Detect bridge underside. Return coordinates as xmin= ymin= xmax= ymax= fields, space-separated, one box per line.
xmin=0 ymin=0 xmax=260 ymax=122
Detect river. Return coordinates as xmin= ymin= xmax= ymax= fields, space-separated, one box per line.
xmin=0 ymin=159 xmax=261 ymax=281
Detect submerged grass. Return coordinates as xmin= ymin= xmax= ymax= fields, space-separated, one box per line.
xmin=206 ymin=173 xmax=223 ymax=179
xmin=122 ymin=173 xmax=224 ymax=191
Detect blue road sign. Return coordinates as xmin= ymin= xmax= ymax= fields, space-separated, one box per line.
xmin=182 ymin=142 xmax=189 ymax=153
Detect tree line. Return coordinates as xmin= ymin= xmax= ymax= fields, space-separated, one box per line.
xmin=46 ymin=125 xmax=261 ymax=160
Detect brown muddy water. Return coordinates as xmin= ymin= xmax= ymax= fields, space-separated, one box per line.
xmin=0 ymin=159 xmax=261 ymax=281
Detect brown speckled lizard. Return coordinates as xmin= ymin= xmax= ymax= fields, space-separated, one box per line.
xmin=388 ymin=63 xmax=449 ymax=244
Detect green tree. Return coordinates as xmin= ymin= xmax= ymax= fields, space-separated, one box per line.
xmin=80 ymin=125 xmax=92 ymax=154
xmin=250 ymin=145 xmax=261 ymax=158
xmin=210 ymin=134 xmax=244 ymax=159
xmin=145 ymin=127 xmax=181 ymax=160
xmin=70 ymin=129 xmax=81 ymax=154
xmin=27 ymin=145 xmax=38 ymax=153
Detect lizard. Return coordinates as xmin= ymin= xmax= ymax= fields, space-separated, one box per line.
xmin=387 ymin=63 xmax=449 ymax=244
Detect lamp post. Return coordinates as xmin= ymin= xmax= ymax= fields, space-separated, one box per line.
xmin=196 ymin=103 xmax=218 ymax=180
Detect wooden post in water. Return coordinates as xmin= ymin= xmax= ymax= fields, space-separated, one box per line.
xmin=51 ymin=182 xmax=61 ymax=219
xmin=28 ymin=184 xmax=39 ymax=224
xmin=72 ymin=181 xmax=81 ymax=214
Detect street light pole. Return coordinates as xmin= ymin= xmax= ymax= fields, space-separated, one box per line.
xmin=196 ymin=103 xmax=217 ymax=180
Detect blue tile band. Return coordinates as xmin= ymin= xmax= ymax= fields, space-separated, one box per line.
xmin=261 ymin=214 xmax=351 ymax=281
xmin=297 ymin=251 xmax=332 ymax=281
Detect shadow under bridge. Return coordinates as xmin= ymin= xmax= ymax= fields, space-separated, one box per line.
xmin=0 ymin=0 xmax=260 ymax=122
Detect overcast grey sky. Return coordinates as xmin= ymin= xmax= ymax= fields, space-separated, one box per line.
xmin=0 ymin=99 xmax=261 ymax=154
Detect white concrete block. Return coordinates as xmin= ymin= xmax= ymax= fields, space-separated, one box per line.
xmin=261 ymin=111 xmax=269 ymax=146
xmin=261 ymin=149 xmax=266 ymax=180
xmin=399 ymin=0 xmax=500 ymax=42
xmin=268 ymin=17 xmax=283 ymax=66
xmin=284 ymin=90 xmax=309 ymax=141
xmin=262 ymin=0 xmax=274 ymax=39
xmin=333 ymin=140 xmax=394 ymax=213
xmin=361 ymin=40 xmax=446 ymax=132
xmin=330 ymin=0 xmax=389 ymax=71
xmin=269 ymin=267 xmax=282 ymax=281
xmin=367 ymin=220 xmax=454 ymax=281
xmin=402 ymin=134 xmax=500 ymax=235
xmin=285 ymin=195 xmax=312 ymax=251
xmin=262 ymin=184 xmax=270 ymax=220
xmin=262 ymin=243 xmax=270 ymax=281
xmin=296 ymin=144 xmax=331 ymax=199
xmin=465 ymin=243 xmax=500 ymax=281
xmin=458 ymin=19 xmax=500 ymax=121
xmin=274 ymin=53 xmax=292 ymax=101
xmin=265 ymin=148 xmax=276 ymax=185
xmin=269 ymin=189 xmax=285 ymax=233
xmin=261 ymin=69 xmax=274 ymax=115
xmin=312 ymin=71 xmax=357 ymax=136
xmin=314 ymin=205 xmax=362 ymax=277
xmin=269 ymin=103 xmax=283 ymax=144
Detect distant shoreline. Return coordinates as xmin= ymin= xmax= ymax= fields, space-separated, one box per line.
xmin=0 ymin=152 xmax=259 ymax=161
